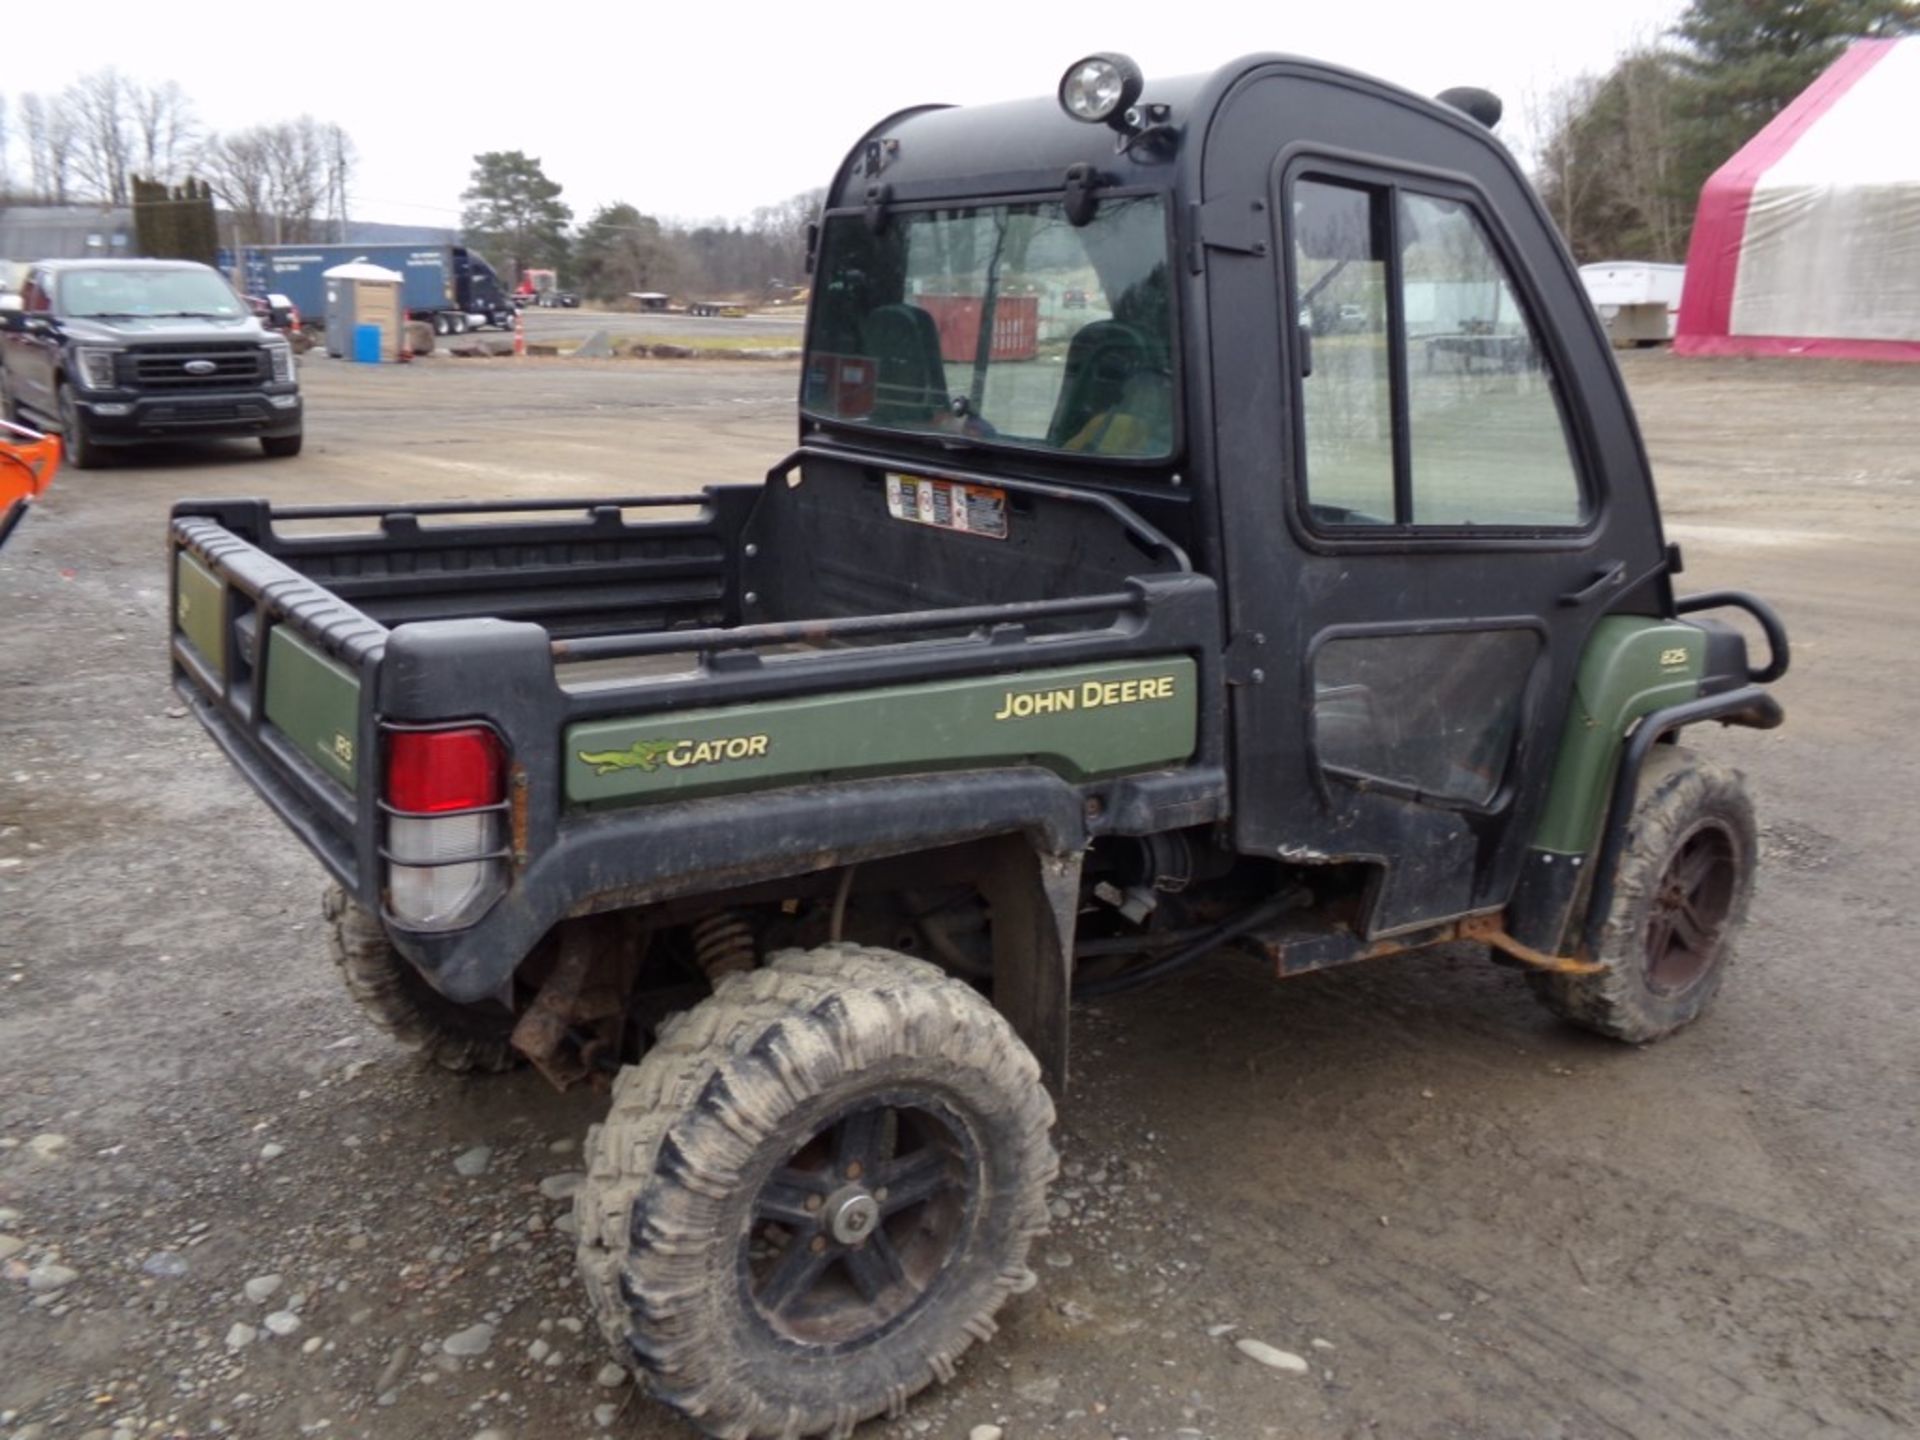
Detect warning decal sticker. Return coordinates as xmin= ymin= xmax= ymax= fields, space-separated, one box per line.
xmin=884 ymin=473 xmax=1009 ymax=541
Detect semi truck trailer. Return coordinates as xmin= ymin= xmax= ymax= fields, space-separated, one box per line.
xmin=240 ymin=243 xmax=515 ymax=334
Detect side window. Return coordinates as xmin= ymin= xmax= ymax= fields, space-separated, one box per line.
xmin=1289 ymin=175 xmax=1588 ymax=531
xmin=1399 ymin=194 xmax=1583 ymax=526
xmin=1294 ymin=180 xmax=1394 ymax=524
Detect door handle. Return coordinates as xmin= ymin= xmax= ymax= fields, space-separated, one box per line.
xmin=1559 ymin=560 xmax=1626 ymax=607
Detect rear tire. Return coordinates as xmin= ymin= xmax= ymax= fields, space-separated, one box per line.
xmin=576 ymin=944 xmax=1056 ymax=1439
xmin=323 ymin=886 xmax=517 ymax=1072
xmin=1529 ymin=745 xmax=1756 ymax=1043
xmin=261 ymin=432 xmax=303 ymax=459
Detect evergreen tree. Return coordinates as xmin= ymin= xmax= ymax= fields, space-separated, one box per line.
xmin=1669 ymin=0 xmax=1920 ymax=208
xmin=573 ymin=203 xmax=678 ymax=302
xmin=460 ymin=151 xmax=572 ymax=283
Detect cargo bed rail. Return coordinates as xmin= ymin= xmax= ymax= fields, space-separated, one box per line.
xmin=552 ymin=589 xmax=1142 ymax=663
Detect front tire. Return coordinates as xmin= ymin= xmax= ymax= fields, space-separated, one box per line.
xmin=1529 ymin=745 xmax=1756 ymax=1043
xmin=57 ymin=383 xmax=101 ymax=470
xmin=323 ymin=886 xmax=516 ymax=1072
xmin=576 ymin=944 xmax=1056 ymax=1439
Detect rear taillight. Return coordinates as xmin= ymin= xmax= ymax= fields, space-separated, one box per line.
xmin=382 ymin=726 xmax=508 ymax=930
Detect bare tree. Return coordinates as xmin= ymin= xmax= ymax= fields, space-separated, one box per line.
xmin=1616 ymin=52 xmax=1683 ymax=260
xmin=205 ymin=117 xmax=338 ymax=245
xmin=130 ymin=80 xmax=198 ymax=186
xmin=266 ymin=117 xmax=328 ymax=240
xmin=20 ymin=92 xmax=79 ymax=204
xmin=1530 ymin=46 xmax=1689 ymax=263
xmin=1527 ymin=73 xmax=1604 ymax=258
xmin=0 ymin=95 xmax=11 ymax=199
xmin=68 ymin=69 xmax=135 ymax=205
xmin=203 ymin=128 xmax=275 ymax=245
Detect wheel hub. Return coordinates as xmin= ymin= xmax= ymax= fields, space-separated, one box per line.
xmin=742 ymin=1092 xmax=976 ymax=1347
xmin=1645 ymin=822 xmax=1737 ymax=995
xmin=826 ymin=1187 xmax=880 ymax=1246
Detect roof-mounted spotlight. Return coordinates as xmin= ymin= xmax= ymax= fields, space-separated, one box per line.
xmin=1059 ymin=53 xmax=1145 ymax=130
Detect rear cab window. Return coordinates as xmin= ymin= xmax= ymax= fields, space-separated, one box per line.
xmin=805 ymin=196 xmax=1176 ymax=460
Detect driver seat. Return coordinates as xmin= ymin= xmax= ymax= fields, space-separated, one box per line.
xmin=862 ymin=304 xmax=950 ymax=423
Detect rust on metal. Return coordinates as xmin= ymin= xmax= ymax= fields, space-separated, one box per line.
xmin=508 ymin=767 xmax=531 ymax=866
xmin=1457 ymin=912 xmax=1605 ymax=975
xmin=510 ymin=916 xmax=639 ymax=1090
xmin=1257 ymin=910 xmax=1604 ymax=978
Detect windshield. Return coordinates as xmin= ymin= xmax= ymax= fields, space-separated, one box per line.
xmin=57 ymin=267 xmax=246 ymax=320
xmin=805 ymin=196 xmax=1174 ymax=459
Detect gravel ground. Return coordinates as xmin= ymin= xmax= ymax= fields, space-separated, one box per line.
xmin=1 ymin=349 xmax=1916 ymax=1440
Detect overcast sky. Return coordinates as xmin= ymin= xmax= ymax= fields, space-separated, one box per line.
xmin=7 ymin=0 xmax=1686 ymax=227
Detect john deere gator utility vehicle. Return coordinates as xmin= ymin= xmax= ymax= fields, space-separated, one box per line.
xmin=167 ymin=50 xmax=1788 ymax=1439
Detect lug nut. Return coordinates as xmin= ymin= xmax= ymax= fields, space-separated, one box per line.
xmin=810 ymin=1235 xmax=827 ymax=1253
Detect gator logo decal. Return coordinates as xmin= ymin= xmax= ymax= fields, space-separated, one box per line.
xmin=578 ymin=739 xmax=681 ymax=774
xmin=578 ymin=735 xmax=770 ymax=776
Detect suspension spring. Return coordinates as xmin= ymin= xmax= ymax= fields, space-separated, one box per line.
xmin=690 ymin=910 xmax=758 ymax=982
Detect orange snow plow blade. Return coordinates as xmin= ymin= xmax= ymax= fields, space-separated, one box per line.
xmin=0 ymin=420 xmax=61 ymax=551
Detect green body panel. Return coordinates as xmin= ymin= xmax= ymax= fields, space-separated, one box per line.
xmin=566 ymin=656 xmax=1198 ymax=808
xmin=264 ymin=626 xmax=361 ymax=793
xmin=1533 ymin=617 xmax=1704 ymax=855
xmin=175 ymin=552 xmax=226 ymax=677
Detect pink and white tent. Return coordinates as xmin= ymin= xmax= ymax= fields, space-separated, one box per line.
xmin=1675 ymin=38 xmax=1920 ymax=362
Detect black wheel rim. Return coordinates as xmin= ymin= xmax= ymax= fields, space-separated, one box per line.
xmin=1645 ymin=821 xmax=1738 ymax=995
xmin=742 ymin=1089 xmax=977 ymax=1349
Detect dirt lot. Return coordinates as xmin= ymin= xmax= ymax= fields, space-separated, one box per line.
xmin=2 ymin=350 xmax=1916 ymax=1440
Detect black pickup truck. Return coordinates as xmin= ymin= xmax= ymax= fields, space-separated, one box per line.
xmin=167 ymin=51 xmax=1789 ymax=1440
xmin=1 ymin=258 xmax=302 ymax=467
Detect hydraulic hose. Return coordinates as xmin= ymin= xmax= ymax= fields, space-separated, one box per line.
xmin=1070 ymin=888 xmax=1310 ymax=1001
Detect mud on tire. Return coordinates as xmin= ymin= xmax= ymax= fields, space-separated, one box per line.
xmin=323 ymin=886 xmax=517 ymax=1073
xmin=575 ymin=943 xmax=1057 ymax=1440
xmin=1530 ymin=745 xmax=1756 ymax=1043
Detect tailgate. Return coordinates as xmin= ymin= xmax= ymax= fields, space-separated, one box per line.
xmin=170 ymin=513 xmax=387 ymax=892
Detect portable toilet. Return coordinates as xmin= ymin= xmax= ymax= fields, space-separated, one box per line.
xmin=322 ymin=261 xmax=405 ymax=362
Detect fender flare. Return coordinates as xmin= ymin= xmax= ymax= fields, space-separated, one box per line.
xmin=1578 ymin=685 xmax=1782 ymax=955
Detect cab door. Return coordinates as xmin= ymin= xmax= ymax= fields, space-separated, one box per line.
xmin=1198 ymin=66 xmax=1669 ymax=936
